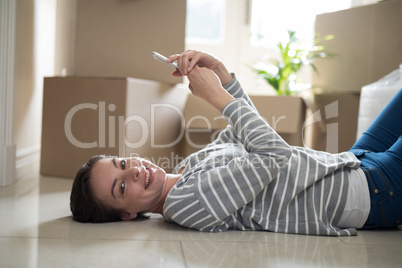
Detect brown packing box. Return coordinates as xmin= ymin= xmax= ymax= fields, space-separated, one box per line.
xmin=40 ymin=77 xmax=188 ymax=178
xmin=310 ymin=1 xmax=402 ymax=152
xmin=250 ymin=95 xmax=306 ymax=147
xmin=180 ymin=94 xmax=225 ymax=157
xmin=304 ymin=93 xmax=360 ymax=154
xmin=180 ymin=94 xmax=306 ymax=157
xmin=55 ymin=0 xmax=186 ymax=84
xmin=313 ymin=0 xmax=402 ymax=93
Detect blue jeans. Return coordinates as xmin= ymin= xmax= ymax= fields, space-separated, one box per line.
xmin=349 ymin=88 xmax=402 ymax=229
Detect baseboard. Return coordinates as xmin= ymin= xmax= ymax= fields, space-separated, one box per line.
xmin=16 ymin=145 xmax=41 ymax=182
xmin=0 ymin=144 xmax=16 ymax=186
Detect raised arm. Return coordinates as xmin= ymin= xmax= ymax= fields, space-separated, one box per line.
xmin=186 ymin=66 xmax=234 ymax=112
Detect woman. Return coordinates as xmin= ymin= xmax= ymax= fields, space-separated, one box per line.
xmin=70 ymin=50 xmax=402 ymax=236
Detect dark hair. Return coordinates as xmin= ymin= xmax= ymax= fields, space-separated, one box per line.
xmin=70 ymin=155 xmax=123 ymax=223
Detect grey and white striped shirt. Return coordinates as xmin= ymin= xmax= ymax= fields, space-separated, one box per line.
xmin=163 ymin=75 xmax=361 ymax=236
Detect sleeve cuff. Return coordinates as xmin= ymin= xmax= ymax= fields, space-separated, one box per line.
xmin=222 ymin=73 xmax=237 ymax=89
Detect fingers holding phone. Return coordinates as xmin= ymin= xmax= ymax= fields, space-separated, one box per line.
xmin=152 ymin=50 xmax=232 ymax=86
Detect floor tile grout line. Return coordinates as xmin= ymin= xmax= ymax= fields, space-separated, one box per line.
xmin=179 ymin=241 xmax=189 ymax=268
xmin=0 ymin=235 xmax=355 ymax=244
xmin=0 ymin=235 xmax=184 ymax=242
xmin=2 ymin=235 xmax=402 ymax=249
xmin=0 ymin=235 xmax=194 ymax=244
xmin=4 ymin=234 xmax=402 ymax=246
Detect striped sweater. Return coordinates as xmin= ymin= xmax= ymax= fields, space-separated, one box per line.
xmin=163 ymin=75 xmax=362 ymax=236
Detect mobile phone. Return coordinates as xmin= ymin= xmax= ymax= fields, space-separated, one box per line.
xmin=151 ymin=51 xmax=178 ymax=69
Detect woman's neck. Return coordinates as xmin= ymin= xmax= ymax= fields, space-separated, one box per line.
xmin=151 ymin=173 xmax=181 ymax=215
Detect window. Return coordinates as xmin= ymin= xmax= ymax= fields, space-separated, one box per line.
xmin=186 ymin=0 xmax=226 ymax=44
xmin=251 ymin=0 xmax=352 ymax=47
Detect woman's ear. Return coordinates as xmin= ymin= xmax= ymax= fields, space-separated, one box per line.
xmin=120 ymin=212 xmax=137 ymax=221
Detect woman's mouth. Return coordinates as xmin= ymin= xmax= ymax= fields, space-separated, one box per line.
xmin=145 ymin=169 xmax=150 ymax=189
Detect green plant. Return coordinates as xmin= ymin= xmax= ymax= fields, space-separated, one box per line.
xmin=253 ymin=30 xmax=334 ymax=96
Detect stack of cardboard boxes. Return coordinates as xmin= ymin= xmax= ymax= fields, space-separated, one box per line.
xmin=308 ymin=0 xmax=402 ymax=153
xmin=41 ymin=0 xmax=187 ymax=177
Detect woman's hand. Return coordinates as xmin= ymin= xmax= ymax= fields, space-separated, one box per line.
xmin=167 ymin=50 xmax=232 ymax=86
xmin=187 ymin=66 xmax=234 ymax=112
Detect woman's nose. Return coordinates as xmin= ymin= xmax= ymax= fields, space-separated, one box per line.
xmin=126 ymin=166 xmax=141 ymax=181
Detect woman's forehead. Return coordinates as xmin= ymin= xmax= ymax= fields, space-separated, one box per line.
xmin=92 ymin=158 xmax=114 ymax=172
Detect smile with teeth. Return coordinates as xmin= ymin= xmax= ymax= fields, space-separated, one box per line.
xmin=145 ymin=169 xmax=150 ymax=189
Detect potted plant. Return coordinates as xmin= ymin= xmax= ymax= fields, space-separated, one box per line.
xmin=253 ymin=30 xmax=334 ymax=96
xmin=250 ymin=30 xmax=334 ymax=146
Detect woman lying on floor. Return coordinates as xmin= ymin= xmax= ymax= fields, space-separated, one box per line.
xmin=70 ymin=50 xmax=402 ymax=236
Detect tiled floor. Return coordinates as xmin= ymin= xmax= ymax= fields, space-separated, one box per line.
xmin=1 ymin=172 xmax=402 ymax=268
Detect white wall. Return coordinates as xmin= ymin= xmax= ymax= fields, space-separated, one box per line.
xmin=54 ymin=0 xmax=77 ymax=76
xmin=351 ymin=0 xmax=378 ymax=6
xmin=0 ymin=0 xmax=16 ymax=186
xmin=12 ymin=0 xmax=56 ymax=182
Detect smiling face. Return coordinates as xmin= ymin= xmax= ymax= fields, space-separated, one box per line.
xmin=89 ymin=157 xmax=167 ymax=220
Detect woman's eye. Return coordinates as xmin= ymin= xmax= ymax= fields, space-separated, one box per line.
xmin=121 ymin=159 xmax=126 ymax=170
xmin=120 ymin=181 xmax=125 ymax=194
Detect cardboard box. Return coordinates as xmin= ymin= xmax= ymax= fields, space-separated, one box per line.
xmin=40 ymin=77 xmax=188 ymax=178
xmin=55 ymin=0 xmax=186 ymax=84
xmin=313 ymin=0 xmax=402 ymax=93
xmin=180 ymin=95 xmax=306 ymax=157
xmin=250 ymin=95 xmax=306 ymax=147
xmin=304 ymin=93 xmax=360 ymax=153
xmin=180 ymin=94 xmax=225 ymax=156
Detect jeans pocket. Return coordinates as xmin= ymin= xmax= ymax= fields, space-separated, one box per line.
xmin=362 ymin=167 xmax=390 ymax=196
xmin=380 ymin=192 xmax=402 ymax=228
xmin=350 ymin=149 xmax=370 ymax=157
